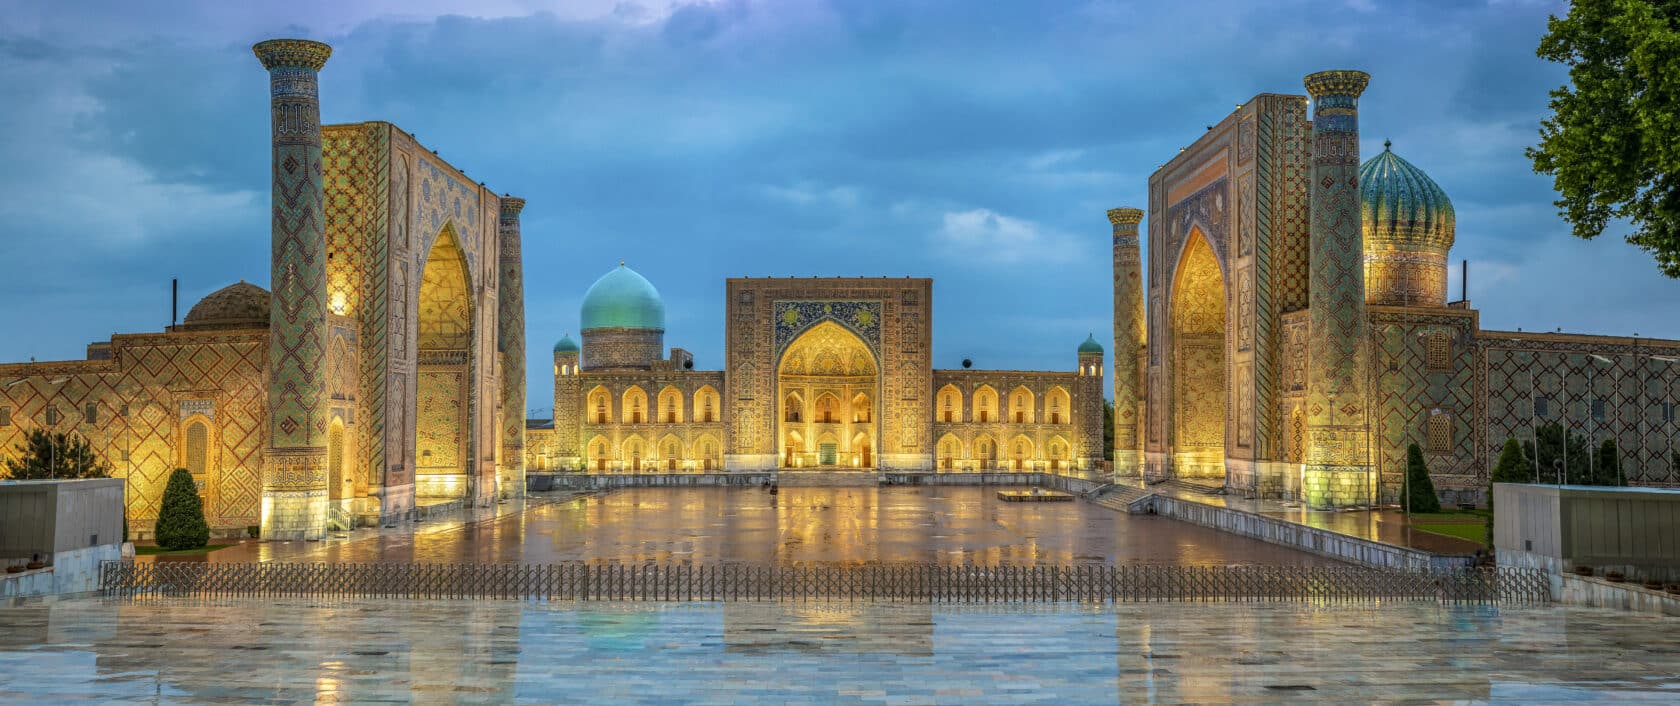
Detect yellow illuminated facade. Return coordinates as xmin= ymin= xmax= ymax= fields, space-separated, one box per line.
xmin=0 ymin=39 xmax=527 ymax=539
xmin=1122 ymin=71 xmax=1680 ymax=508
xmin=532 ymin=274 xmax=1106 ymax=473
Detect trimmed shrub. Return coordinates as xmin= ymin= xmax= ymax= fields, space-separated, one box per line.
xmin=154 ymin=468 xmax=209 ymax=551
xmin=1405 ymin=443 xmax=1441 ymax=514
xmin=1595 ymin=439 xmax=1622 ymax=486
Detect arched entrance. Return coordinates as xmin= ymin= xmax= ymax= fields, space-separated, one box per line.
xmin=327 ymin=418 xmax=347 ymax=505
xmin=776 ymin=321 xmax=878 ymax=469
xmin=1170 ymin=228 xmax=1227 ymax=480
xmin=414 ymin=225 xmax=474 ymax=500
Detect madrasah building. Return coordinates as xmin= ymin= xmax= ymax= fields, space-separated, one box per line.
xmin=0 ymin=39 xmax=530 ymax=540
xmin=525 ymin=270 xmax=1108 ymax=475
xmin=1111 ymin=70 xmax=1680 ymax=508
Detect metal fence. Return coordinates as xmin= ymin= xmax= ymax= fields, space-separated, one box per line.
xmin=101 ymin=562 xmax=1552 ymax=604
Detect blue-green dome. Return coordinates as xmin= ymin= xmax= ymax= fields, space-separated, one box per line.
xmin=580 ymin=264 xmax=665 ymax=331
xmin=1078 ymin=333 xmax=1104 ymax=354
xmin=1360 ymin=142 xmax=1456 ymax=252
xmin=552 ymin=334 xmax=579 ymax=353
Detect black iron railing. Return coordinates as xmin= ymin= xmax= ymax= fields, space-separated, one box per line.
xmin=100 ymin=561 xmax=1552 ymax=604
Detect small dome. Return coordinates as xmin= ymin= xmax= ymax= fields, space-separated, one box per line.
xmin=183 ymin=282 xmax=270 ymax=328
xmin=553 ymin=334 xmax=580 ymax=353
xmin=1360 ymin=142 xmax=1456 ymax=252
xmin=1078 ymin=333 xmax=1104 ymax=354
xmin=580 ymin=264 xmax=665 ymax=331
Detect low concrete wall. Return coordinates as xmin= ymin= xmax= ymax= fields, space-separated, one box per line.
xmin=532 ymin=471 xmax=1107 ymax=493
xmin=1143 ymin=495 xmax=1471 ymax=570
xmin=538 ymin=473 xmax=775 ymax=491
xmin=1554 ymin=572 xmax=1680 ymax=616
xmin=0 ymin=543 xmax=120 ymax=598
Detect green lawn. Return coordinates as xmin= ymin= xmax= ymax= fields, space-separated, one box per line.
xmin=1406 ymin=509 xmax=1492 ymax=521
xmin=1411 ymin=523 xmax=1490 ymax=544
xmin=134 ymin=544 xmax=233 ymax=556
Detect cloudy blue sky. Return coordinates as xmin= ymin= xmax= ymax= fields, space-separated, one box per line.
xmin=2 ymin=0 xmax=1675 ymax=414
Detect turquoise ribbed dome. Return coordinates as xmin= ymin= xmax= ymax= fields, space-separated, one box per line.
xmin=552 ymin=334 xmax=579 ymax=353
xmin=1360 ymin=142 xmax=1456 ymax=252
xmin=580 ymin=264 xmax=665 ymax=331
xmin=1078 ymin=333 xmax=1104 ymax=354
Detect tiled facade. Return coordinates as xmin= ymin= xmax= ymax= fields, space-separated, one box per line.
xmin=537 ymin=276 xmax=1106 ymax=473
xmin=1130 ymin=71 xmax=1680 ymax=507
xmin=0 ymin=39 xmax=525 ymax=539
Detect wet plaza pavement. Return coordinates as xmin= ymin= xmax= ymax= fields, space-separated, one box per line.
xmin=3 ymin=598 xmax=1680 ymax=703
xmin=198 ymin=486 xmax=1337 ymax=566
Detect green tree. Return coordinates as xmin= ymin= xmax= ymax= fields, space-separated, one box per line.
xmin=1489 ymin=437 xmax=1534 ymax=512
xmin=1491 ymin=437 xmax=1534 ymax=484
xmin=1 ymin=429 xmax=110 ymax=480
xmin=1102 ymin=400 xmax=1115 ymax=461
xmin=1523 ymin=423 xmax=1593 ymax=484
xmin=154 ymin=468 xmax=209 ymax=551
xmin=1404 ymin=443 xmax=1441 ymax=514
xmin=1528 ymin=1 xmax=1680 ymax=276
xmin=1595 ymin=439 xmax=1624 ymax=486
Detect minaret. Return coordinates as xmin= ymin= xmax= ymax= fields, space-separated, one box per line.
xmin=1302 ymin=70 xmax=1373 ymax=508
xmin=552 ymin=336 xmax=582 ymax=470
xmin=1109 ymin=207 xmax=1144 ymax=477
xmin=496 ymin=196 xmax=527 ymax=499
xmin=254 ymin=38 xmax=332 ymax=540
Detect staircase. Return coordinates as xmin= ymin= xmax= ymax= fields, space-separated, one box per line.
xmin=775 ymin=470 xmax=879 ymax=487
xmin=1088 ymin=484 xmax=1156 ymax=514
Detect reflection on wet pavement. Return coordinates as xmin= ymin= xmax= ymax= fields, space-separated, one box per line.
xmin=3 ymin=598 xmax=1679 ymax=703
xmin=201 ymin=486 xmax=1338 ymax=566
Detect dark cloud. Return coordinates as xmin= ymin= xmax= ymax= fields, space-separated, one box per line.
xmin=0 ymin=0 xmax=1672 ymax=413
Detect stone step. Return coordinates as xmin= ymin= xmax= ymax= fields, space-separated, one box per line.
xmin=774 ymin=471 xmax=879 ymax=487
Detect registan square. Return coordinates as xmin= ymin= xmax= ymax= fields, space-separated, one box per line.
xmin=5 ymin=1 xmax=1680 ymax=703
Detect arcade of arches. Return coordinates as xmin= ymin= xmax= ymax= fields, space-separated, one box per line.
xmin=1170 ymin=230 xmax=1226 ymax=480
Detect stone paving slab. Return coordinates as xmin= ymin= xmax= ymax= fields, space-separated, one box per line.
xmin=166 ymin=486 xmax=1338 ymax=567
xmin=2 ymin=598 xmax=1679 ymax=703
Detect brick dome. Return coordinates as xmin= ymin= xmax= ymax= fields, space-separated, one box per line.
xmin=182 ymin=282 xmax=270 ymax=329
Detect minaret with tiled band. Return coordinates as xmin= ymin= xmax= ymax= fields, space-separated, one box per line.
xmin=1302 ymin=70 xmax=1373 ymax=508
xmin=254 ymin=38 xmax=332 ymax=540
xmin=1109 ymin=207 xmax=1145 ymax=477
xmin=496 ymin=196 xmax=528 ymax=498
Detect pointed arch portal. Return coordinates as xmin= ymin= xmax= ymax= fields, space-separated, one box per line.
xmin=1170 ymin=228 xmax=1227 ymax=479
xmin=776 ymin=320 xmax=878 ymax=469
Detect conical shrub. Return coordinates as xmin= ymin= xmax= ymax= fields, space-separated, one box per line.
xmin=154 ymin=468 xmax=209 ymax=551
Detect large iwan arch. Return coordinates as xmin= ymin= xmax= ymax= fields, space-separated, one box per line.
xmin=776 ymin=320 xmax=878 ymax=469
xmin=1169 ymin=227 xmax=1227 ymax=480
xmin=414 ymin=224 xmax=475 ymax=500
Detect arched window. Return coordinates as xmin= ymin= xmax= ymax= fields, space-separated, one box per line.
xmin=1427 ymin=410 xmax=1453 ymax=454
xmin=184 ymin=420 xmax=209 ymax=475
xmin=851 ymin=393 xmax=871 ymax=423
xmin=784 ymin=393 xmax=803 ymax=423
xmin=975 ymin=387 xmax=997 ymax=423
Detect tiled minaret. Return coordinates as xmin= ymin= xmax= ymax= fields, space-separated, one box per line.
xmin=496 ymin=196 xmax=528 ymax=498
xmin=1108 ymin=207 xmax=1145 ymax=477
xmin=1302 ymin=70 xmax=1373 ymax=508
xmin=254 ymin=39 xmax=332 ymax=540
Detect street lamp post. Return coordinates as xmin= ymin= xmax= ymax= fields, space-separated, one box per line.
xmin=1647 ymin=355 xmax=1680 ymax=487
xmin=1587 ymin=355 xmax=1615 ymax=485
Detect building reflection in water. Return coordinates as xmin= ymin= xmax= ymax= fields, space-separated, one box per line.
xmin=5 ymin=599 xmax=1680 ymax=702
